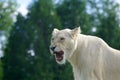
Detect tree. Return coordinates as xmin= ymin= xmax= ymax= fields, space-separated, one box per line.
xmin=2 ymin=0 xmax=69 ymax=80
xmin=2 ymin=14 xmax=29 ymax=80
xmin=2 ymin=0 xmax=120 ymax=80
xmin=89 ymin=0 xmax=120 ymax=49
xmin=0 ymin=0 xmax=17 ymax=79
xmin=27 ymin=0 xmax=72 ymax=79
xmin=57 ymin=0 xmax=120 ymax=49
xmin=0 ymin=60 xmax=3 ymax=80
xmin=0 ymin=0 xmax=17 ymax=33
xmin=56 ymin=0 xmax=93 ymax=34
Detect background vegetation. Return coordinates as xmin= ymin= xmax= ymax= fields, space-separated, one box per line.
xmin=0 ymin=0 xmax=120 ymax=80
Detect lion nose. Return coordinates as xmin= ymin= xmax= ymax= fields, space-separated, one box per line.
xmin=50 ymin=46 xmax=56 ymax=51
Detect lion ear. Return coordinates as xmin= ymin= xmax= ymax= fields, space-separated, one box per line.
xmin=52 ymin=28 xmax=59 ymax=35
xmin=71 ymin=27 xmax=81 ymax=37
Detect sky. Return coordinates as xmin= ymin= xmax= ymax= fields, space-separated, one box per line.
xmin=17 ymin=0 xmax=32 ymax=16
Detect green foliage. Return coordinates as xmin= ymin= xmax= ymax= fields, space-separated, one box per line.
xmin=0 ymin=0 xmax=17 ymax=32
xmin=0 ymin=60 xmax=3 ymax=80
xmin=2 ymin=0 xmax=72 ymax=80
xmin=26 ymin=0 xmax=73 ymax=79
xmin=56 ymin=0 xmax=92 ymax=34
xmin=0 ymin=0 xmax=17 ymax=80
xmin=91 ymin=0 xmax=120 ymax=49
xmin=2 ymin=14 xmax=30 ymax=80
xmin=2 ymin=0 xmax=120 ymax=80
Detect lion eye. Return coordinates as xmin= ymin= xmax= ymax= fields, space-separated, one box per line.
xmin=60 ymin=37 xmax=65 ymax=40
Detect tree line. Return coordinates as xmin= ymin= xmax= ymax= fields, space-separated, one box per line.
xmin=0 ymin=0 xmax=120 ymax=80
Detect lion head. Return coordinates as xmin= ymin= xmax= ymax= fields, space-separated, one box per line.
xmin=50 ymin=27 xmax=81 ymax=64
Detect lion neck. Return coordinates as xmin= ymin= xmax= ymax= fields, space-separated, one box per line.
xmin=67 ymin=34 xmax=85 ymax=67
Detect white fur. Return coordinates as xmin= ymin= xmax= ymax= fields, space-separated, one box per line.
xmin=50 ymin=27 xmax=120 ymax=80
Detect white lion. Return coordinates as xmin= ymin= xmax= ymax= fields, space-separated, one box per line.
xmin=50 ymin=27 xmax=120 ymax=80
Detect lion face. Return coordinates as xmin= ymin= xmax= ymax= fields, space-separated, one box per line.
xmin=50 ymin=27 xmax=81 ymax=64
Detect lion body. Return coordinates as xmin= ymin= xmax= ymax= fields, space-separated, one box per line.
xmin=50 ymin=27 xmax=120 ymax=80
xmin=69 ymin=34 xmax=120 ymax=80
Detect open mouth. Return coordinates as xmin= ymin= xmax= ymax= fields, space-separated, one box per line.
xmin=54 ymin=51 xmax=64 ymax=61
